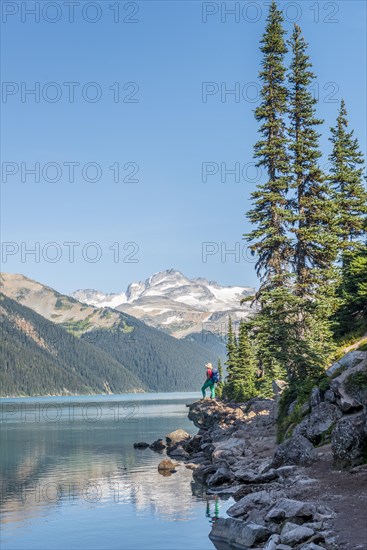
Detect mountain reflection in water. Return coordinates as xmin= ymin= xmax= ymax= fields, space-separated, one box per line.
xmin=0 ymin=393 xmax=233 ymax=550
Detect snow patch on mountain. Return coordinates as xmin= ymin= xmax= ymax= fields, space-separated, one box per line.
xmin=71 ymin=269 xmax=256 ymax=338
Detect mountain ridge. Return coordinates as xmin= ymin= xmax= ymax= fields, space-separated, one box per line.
xmin=71 ymin=268 xmax=255 ymax=338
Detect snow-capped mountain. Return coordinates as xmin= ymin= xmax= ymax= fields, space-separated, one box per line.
xmin=71 ymin=269 xmax=256 ymax=338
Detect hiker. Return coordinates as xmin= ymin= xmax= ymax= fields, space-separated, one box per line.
xmin=201 ymin=362 xmax=219 ymax=399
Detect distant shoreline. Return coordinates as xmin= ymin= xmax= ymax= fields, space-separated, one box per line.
xmin=0 ymin=391 xmax=201 ymax=401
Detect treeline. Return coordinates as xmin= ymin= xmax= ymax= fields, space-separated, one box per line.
xmin=222 ymin=1 xmax=366 ymax=401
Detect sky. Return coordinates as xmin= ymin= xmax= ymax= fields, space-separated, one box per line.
xmin=1 ymin=0 xmax=366 ymax=294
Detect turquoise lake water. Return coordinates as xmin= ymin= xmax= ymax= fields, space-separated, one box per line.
xmin=0 ymin=393 xmax=233 ymax=550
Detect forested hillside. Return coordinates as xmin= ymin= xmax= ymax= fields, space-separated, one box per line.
xmin=0 ymin=275 xmax=225 ymax=396
xmin=0 ymin=293 xmax=146 ymax=396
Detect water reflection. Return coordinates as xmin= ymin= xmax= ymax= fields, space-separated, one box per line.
xmin=0 ymin=394 xmax=231 ymax=550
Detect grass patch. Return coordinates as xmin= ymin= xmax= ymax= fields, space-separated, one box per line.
xmin=55 ymin=298 xmax=73 ymax=310
xmin=345 ymin=371 xmax=367 ymax=404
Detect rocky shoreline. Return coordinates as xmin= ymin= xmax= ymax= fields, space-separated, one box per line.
xmin=135 ymin=350 xmax=367 ymax=550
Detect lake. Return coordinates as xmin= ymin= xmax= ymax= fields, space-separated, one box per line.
xmin=0 ymin=393 xmax=233 ymax=550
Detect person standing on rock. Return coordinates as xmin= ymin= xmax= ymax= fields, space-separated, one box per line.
xmin=201 ymin=362 xmax=218 ymax=399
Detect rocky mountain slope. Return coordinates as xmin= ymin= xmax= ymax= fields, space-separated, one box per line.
xmin=71 ymin=269 xmax=255 ymax=338
xmin=0 ymin=273 xmax=225 ymax=395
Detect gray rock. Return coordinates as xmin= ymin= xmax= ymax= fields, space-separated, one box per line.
xmin=272 ymin=435 xmax=316 ymax=467
xmin=133 ymin=441 xmax=149 ymax=449
xmin=228 ymin=490 xmax=275 ymax=518
xmin=300 ymin=401 xmax=311 ymax=416
xmin=281 ymin=521 xmax=301 ymax=535
xmin=234 ymin=468 xmax=278 ymax=484
xmin=294 ymin=477 xmax=318 ymax=487
xmin=331 ymin=412 xmax=367 ymax=468
xmin=265 ymin=498 xmax=316 ymax=522
xmin=275 ymin=545 xmax=293 ymax=550
xmin=310 ymin=387 xmax=321 ymax=408
xmin=324 ymin=389 xmax=336 ymax=404
xmin=294 ymin=403 xmax=342 ymax=444
xmin=326 ymin=350 xmax=366 ymax=377
xmin=281 ymin=525 xmax=314 ymax=545
xmin=192 ymin=463 xmax=216 ymax=482
xmin=263 ymin=534 xmax=280 ymax=550
xmin=299 ymin=541 xmax=326 ymax=549
xmin=149 ymin=439 xmax=166 ymax=452
xmin=168 ymin=444 xmax=189 ymax=459
xmin=275 ymin=465 xmax=297 ymax=478
xmin=331 ymin=359 xmax=367 ymax=412
xmin=207 ymin=467 xmax=232 ymax=487
xmin=209 ymin=518 xmax=270 ymax=548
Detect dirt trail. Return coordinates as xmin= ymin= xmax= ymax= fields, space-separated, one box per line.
xmin=290 ymin=444 xmax=367 ymax=550
xmin=342 ymin=334 xmax=367 ymax=354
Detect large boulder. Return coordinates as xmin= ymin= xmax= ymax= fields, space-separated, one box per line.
xmin=280 ymin=525 xmax=314 ymax=545
xmin=330 ymin=358 xmax=367 ymax=413
xmin=331 ymin=412 xmax=367 ymax=468
xmin=227 ymin=490 xmax=275 ymax=518
xmin=294 ymin=403 xmax=342 ymax=444
xmin=165 ymin=429 xmax=191 ymax=445
xmin=157 ymin=458 xmax=178 ymax=471
xmin=188 ymin=400 xmax=246 ymax=430
xmin=188 ymin=400 xmax=227 ymax=430
xmin=265 ymin=499 xmax=316 ymax=522
xmin=207 ymin=467 xmax=232 ymax=487
xmin=326 ymin=350 xmax=366 ymax=376
xmin=272 ymin=435 xmax=316 ymax=467
xmin=209 ymin=518 xmax=270 ymax=548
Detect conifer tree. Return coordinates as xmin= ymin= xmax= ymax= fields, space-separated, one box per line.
xmin=235 ymin=320 xmax=258 ymax=401
xmin=245 ymin=1 xmax=298 ymax=384
xmin=216 ymin=357 xmax=224 ymax=399
xmin=288 ymin=24 xmax=338 ymax=299
xmin=285 ymin=24 xmax=338 ymax=380
xmin=334 ymin=243 xmax=367 ymax=336
xmin=329 ymin=99 xmax=367 ymax=256
xmin=246 ymin=0 xmax=292 ymax=292
xmin=224 ymin=316 xmax=237 ymax=387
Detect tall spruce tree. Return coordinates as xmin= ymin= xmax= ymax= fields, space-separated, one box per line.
xmin=245 ymin=1 xmax=299 ymax=383
xmin=329 ymin=99 xmax=367 ymax=256
xmin=288 ymin=24 xmax=338 ymax=298
xmin=246 ymin=0 xmax=292 ymax=291
xmin=285 ymin=24 xmax=338 ymax=380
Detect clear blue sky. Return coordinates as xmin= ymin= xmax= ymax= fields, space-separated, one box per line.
xmin=1 ymin=0 xmax=366 ymax=294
